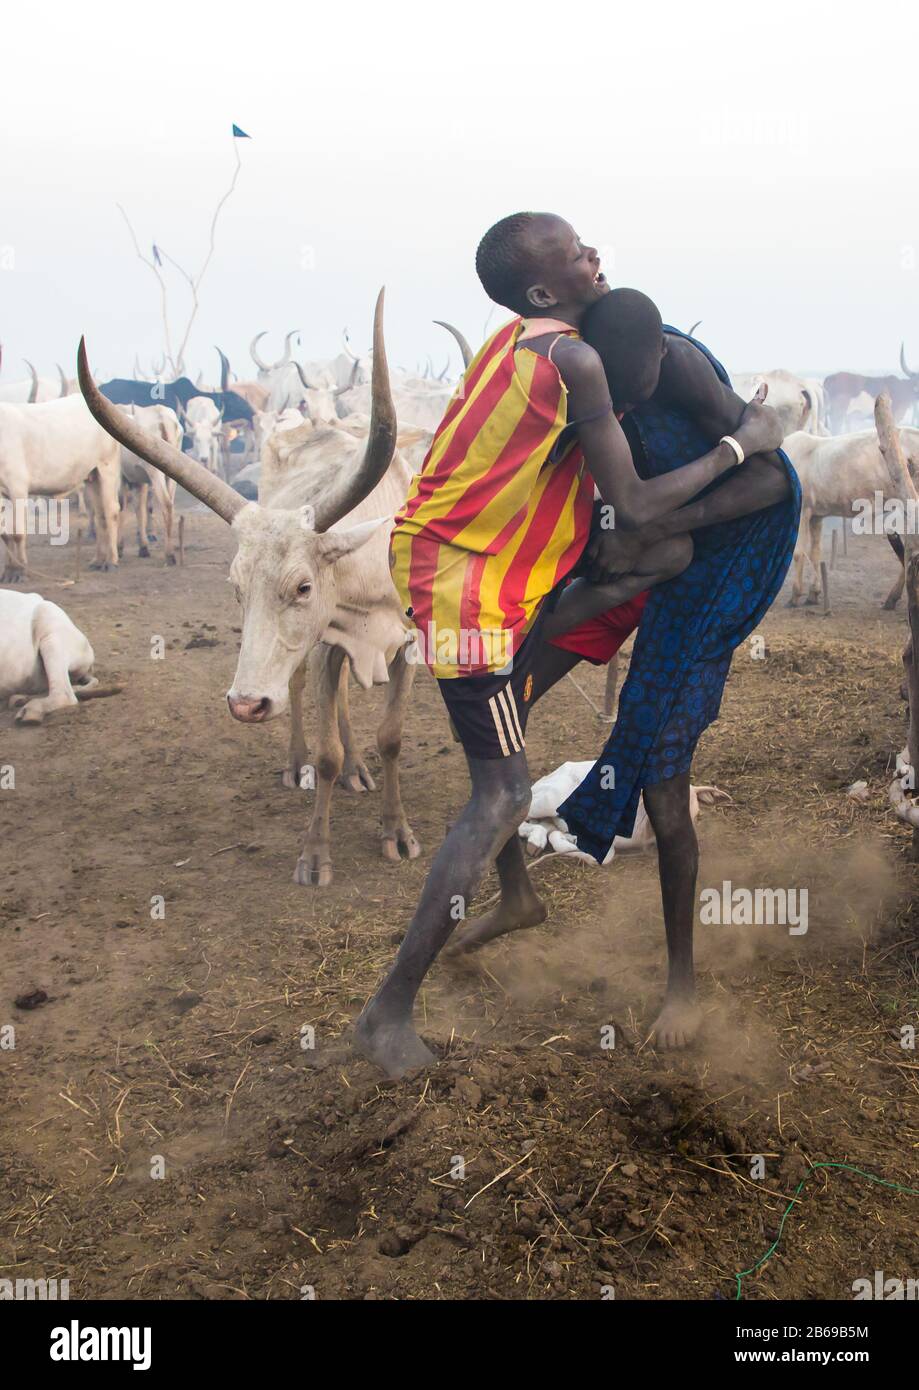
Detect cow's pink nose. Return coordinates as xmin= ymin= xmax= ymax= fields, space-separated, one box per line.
xmin=227 ymin=693 xmax=271 ymax=722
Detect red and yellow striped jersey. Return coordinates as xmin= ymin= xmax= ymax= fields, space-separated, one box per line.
xmin=390 ymin=318 xmax=593 ymax=678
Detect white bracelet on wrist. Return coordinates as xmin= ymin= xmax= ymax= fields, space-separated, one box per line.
xmin=720 ymin=435 xmax=745 ymax=466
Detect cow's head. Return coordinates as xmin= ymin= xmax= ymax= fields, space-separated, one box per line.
xmin=225 ymin=507 xmax=384 ymax=719
xmin=78 ymin=289 xmax=396 ymax=722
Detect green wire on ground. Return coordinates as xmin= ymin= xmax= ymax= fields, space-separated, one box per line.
xmin=735 ymin=1162 xmax=919 ymax=1299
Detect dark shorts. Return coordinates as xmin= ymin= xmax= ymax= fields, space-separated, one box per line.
xmin=436 ymin=617 xmax=544 ymax=760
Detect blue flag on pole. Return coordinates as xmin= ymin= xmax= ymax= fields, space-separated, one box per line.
xmin=232 ymin=124 xmax=251 ymax=138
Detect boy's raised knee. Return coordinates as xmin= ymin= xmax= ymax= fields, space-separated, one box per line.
xmin=658 ymin=533 xmax=693 ymax=580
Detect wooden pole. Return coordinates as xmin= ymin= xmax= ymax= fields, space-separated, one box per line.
xmin=75 ymin=524 xmax=82 ymax=582
xmin=178 ymin=514 xmax=185 ymax=567
xmin=820 ymin=561 xmax=831 ymax=616
xmin=830 ymin=527 xmax=838 ymax=570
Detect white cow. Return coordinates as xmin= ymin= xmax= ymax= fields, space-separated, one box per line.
xmin=178 ymin=396 xmax=224 ymax=474
xmin=0 ymin=591 xmax=97 ymax=723
xmin=782 ymin=426 xmax=919 ymax=607
xmin=79 ymin=290 xmax=420 ymax=887
xmin=0 ymin=362 xmax=68 ymax=403
xmin=248 ymin=331 xmax=338 ymax=415
xmin=734 ymin=369 xmax=825 ymax=436
xmin=0 ymin=395 xmax=121 ymax=579
xmin=116 ymin=404 xmax=181 ymax=563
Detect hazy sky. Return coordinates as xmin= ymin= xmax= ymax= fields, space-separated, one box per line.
xmin=3 ymin=0 xmax=918 ymax=385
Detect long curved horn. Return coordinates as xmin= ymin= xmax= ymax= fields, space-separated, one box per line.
xmin=333 ymin=358 xmax=361 ymax=398
xmin=24 ymin=359 xmax=39 ymax=402
xmin=294 ymin=360 xmax=317 ymax=393
xmin=215 ymin=346 xmax=231 ymax=392
xmin=900 ymin=342 xmax=916 ymax=379
xmin=342 ymin=328 xmax=359 ymax=362
xmin=434 ymin=320 xmax=473 ymax=370
xmin=311 ymin=288 xmax=396 ymax=532
xmin=78 ymin=339 xmax=246 ymax=524
xmin=57 ymin=363 xmax=69 ymax=396
xmin=250 ymin=332 xmax=272 ymax=372
xmin=279 ymin=330 xmax=300 ymax=367
xmin=688 ymin=320 xmax=703 ymax=337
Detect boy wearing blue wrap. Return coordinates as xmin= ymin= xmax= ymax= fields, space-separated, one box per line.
xmin=451 ymin=288 xmax=801 ymax=1051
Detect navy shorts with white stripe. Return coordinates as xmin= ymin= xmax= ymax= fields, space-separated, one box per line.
xmin=435 ymin=622 xmax=543 ymax=760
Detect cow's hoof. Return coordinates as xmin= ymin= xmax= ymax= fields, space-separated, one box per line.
xmin=338 ymin=760 xmax=375 ymax=793
xmin=15 ymin=704 xmax=44 ymax=725
xmin=882 ymin=597 xmax=900 ymax=611
xmin=281 ymin=763 xmax=312 ymax=790
xmin=1 ymin=569 xmax=24 ymax=583
xmin=8 ymin=694 xmax=28 ymax=709
xmin=381 ymin=823 xmax=422 ymax=862
xmin=88 ymin=560 xmax=114 ymax=572
xmin=165 ymin=553 xmax=177 ymax=567
xmin=293 ymin=851 xmax=332 ymax=887
xmin=139 ymin=545 xmax=151 ymax=559
xmin=117 ymin=543 xmax=125 ymax=558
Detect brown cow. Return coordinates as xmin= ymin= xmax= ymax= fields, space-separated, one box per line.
xmin=824 ymin=345 xmax=919 ymax=433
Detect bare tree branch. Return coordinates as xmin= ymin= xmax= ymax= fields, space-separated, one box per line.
xmin=117 ymin=202 xmax=177 ymax=373
xmin=118 ymin=135 xmax=246 ymax=379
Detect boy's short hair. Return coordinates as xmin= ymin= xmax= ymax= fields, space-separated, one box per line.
xmin=582 ymin=289 xmax=663 ymax=405
xmin=475 ymin=213 xmax=542 ymax=315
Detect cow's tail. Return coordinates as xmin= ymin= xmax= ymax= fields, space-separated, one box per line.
xmin=74 ymin=678 xmax=124 ymax=701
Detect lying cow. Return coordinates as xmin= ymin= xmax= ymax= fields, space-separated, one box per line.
xmin=0 ymin=591 xmax=97 ymax=723
xmin=782 ymin=426 xmax=919 ymax=607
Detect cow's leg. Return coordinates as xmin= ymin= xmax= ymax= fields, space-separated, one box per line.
xmin=883 ymin=531 xmax=905 ymax=609
xmin=293 ymin=644 xmax=345 ymax=887
xmin=803 ymin=513 xmax=823 ymax=603
xmin=86 ymin=467 xmax=120 ymax=571
xmin=787 ymin=511 xmax=810 ymax=606
xmin=159 ymin=481 xmax=176 ymax=565
xmin=337 ymin=660 xmax=376 ymax=792
xmin=282 ymin=661 xmax=310 ymax=789
xmin=0 ymin=506 xmax=27 ymax=581
xmin=14 ymin=606 xmax=90 ymax=724
xmin=117 ymin=489 xmax=129 ymax=558
xmin=378 ymin=644 xmax=421 ymax=863
xmin=135 ymin=482 xmax=151 ymax=558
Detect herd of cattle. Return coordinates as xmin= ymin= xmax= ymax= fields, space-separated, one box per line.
xmin=1 ymin=305 xmax=918 ymax=882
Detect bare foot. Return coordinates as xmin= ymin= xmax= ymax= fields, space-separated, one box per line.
xmin=648 ymin=996 xmax=702 ymax=1049
xmin=447 ymin=895 xmax=547 ymax=955
xmin=354 ymin=1005 xmax=435 ymax=1078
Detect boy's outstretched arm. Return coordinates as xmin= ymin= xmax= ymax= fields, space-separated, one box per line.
xmin=555 ymin=338 xmax=783 ymax=530
xmin=585 ymin=337 xmax=794 ymax=580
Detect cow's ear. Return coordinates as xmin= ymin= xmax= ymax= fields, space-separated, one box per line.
xmin=315 ymin=518 xmax=386 ymax=565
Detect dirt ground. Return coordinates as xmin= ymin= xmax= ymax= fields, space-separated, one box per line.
xmin=2 ymin=512 xmax=918 ymax=1302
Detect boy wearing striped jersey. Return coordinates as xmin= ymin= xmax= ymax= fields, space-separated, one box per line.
xmin=356 ymin=213 xmax=781 ymax=1077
